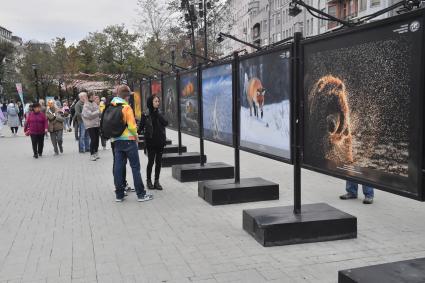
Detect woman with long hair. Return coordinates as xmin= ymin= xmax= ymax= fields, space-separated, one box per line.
xmin=139 ymin=95 xmax=168 ymax=190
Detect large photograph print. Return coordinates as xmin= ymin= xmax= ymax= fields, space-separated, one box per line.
xmin=179 ymin=71 xmax=199 ymax=136
xmin=141 ymin=81 xmax=150 ymax=112
xmin=202 ymin=63 xmax=233 ymax=145
xmin=151 ymin=80 xmax=162 ymax=101
xmin=133 ymin=90 xmax=142 ymax=121
xmin=163 ymin=76 xmax=178 ymax=130
xmin=303 ymin=14 xmax=424 ymax=198
xmin=239 ymin=49 xmax=291 ymax=160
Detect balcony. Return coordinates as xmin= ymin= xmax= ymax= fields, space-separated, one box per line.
xmin=248 ymin=1 xmax=260 ymax=13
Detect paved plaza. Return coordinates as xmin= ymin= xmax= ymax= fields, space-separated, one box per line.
xmin=1 ymin=128 xmax=425 ymax=283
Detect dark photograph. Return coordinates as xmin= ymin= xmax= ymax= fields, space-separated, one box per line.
xmin=163 ymin=76 xmax=178 ymax=130
xmin=303 ymin=16 xmax=424 ymax=196
xmin=141 ymin=81 xmax=150 ymax=112
xmin=202 ymin=64 xmax=233 ymax=146
xmin=239 ymin=49 xmax=292 ymax=160
xmin=179 ymin=71 xmax=199 ymax=135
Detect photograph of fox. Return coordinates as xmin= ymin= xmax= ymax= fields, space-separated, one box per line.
xmin=239 ymin=49 xmax=292 ymax=160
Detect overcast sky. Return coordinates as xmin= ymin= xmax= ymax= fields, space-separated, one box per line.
xmin=0 ymin=0 xmax=140 ymax=45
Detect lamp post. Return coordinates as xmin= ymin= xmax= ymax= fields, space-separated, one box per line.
xmin=170 ymin=44 xmax=177 ymax=72
xmin=31 ymin=64 xmax=40 ymax=102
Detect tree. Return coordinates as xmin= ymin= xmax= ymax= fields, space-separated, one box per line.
xmin=137 ymin=0 xmax=176 ymax=42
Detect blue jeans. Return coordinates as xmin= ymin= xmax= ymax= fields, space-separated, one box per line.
xmin=346 ymin=181 xmax=374 ymax=198
xmin=113 ymin=140 xmax=146 ymax=199
xmin=78 ymin=123 xmax=90 ymax=152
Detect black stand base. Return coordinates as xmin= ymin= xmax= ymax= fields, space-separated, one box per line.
xmin=243 ymin=203 xmax=357 ymax=247
xmin=144 ymin=144 xmax=187 ymax=155
xmin=162 ymin=152 xmax=207 ymax=167
xmin=198 ymin=177 xmax=279 ymax=205
xmin=339 ymin=258 xmax=425 ymax=283
xmin=172 ymin=162 xmax=234 ymax=182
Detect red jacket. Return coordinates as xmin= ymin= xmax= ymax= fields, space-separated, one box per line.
xmin=24 ymin=112 xmax=48 ymax=135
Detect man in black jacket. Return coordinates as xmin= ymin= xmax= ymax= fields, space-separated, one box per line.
xmin=139 ymin=95 xmax=168 ymax=190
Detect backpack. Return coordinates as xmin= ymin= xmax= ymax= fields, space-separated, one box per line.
xmin=8 ymin=106 xmax=17 ymax=116
xmin=101 ymin=104 xmax=127 ymax=139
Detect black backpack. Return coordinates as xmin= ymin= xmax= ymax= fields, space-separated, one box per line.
xmin=101 ymin=104 xmax=127 ymax=139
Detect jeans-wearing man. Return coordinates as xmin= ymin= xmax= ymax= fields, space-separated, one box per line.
xmin=78 ymin=122 xmax=90 ymax=153
xmin=113 ymin=140 xmax=146 ymax=199
xmin=340 ymin=181 xmax=374 ymax=204
xmin=110 ymin=85 xmax=153 ymax=203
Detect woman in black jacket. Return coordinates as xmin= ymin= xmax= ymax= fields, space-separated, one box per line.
xmin=139 ymin=95 xmax=168 ymax=190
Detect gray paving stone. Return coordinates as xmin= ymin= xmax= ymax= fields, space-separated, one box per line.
xmin=1 ymin=129 xmax=425 ymax=283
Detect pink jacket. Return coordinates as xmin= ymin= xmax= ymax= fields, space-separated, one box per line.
xmin=24 ymin=112 xmax=48 ymax=135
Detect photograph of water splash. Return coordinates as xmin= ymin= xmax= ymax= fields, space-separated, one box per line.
xmin=303 ymin=16 xmax=424 ymax=196
xmin=163 ymin=76 xmax=178 ymax=130
xmin=202 ymin=63 xmax=233 ymax=146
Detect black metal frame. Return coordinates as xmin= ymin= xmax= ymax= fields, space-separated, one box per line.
xmin=199 ymin=59 xmax=235 ymax=148
xmin=178 ymin=69 xmax=201 ymax=138
xmin=162 ymin=74 xmax=179 ymax=131
xmin=300 ymin=8 xmax=425 ymax=201
xmin=237 ymin=44 xmax=294 ymax=164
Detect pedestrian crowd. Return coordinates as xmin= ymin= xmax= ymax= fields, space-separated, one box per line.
xmin=1 ymin=85 xmax=169 ymax=203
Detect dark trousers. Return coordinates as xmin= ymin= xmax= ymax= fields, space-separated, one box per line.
xmin=74 ymin=122 xmax=79 ymax=140
xmin=146 ymin=146 xmax=164 ymax=181
xmin=101 ymin=136 xmax=107 ymax=148
xmin=50 ymin=130 xmax=63 ymax=154
xmin=31 ymin=134 xmax=44 ymax=155
xmin=113 ymin=140 xmax=146 ymax=198
xmin=10 ymin=127 xmax=18 ymax=134
xmin=87 ymin=127 xmax=100 ymax=155
xmin=111 ymin=141 xmax=127 ymax=186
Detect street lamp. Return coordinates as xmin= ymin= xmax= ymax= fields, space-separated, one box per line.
xmin=216 ymin=32 xmax=262 ymax=51
xmin=31 ymin=64 xmax=40 ymax=102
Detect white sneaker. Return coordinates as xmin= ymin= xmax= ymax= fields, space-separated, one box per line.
xmin=90 ymin=155 xmax=97 ymax=161
xmin=138 ymin=193 xmax=153 ymax=202
xmin=95 ymin=153 xmax=100 ymax=160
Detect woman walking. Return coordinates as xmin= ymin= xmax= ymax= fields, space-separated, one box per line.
xmin=24 ymin=102 xmax=48 ymax=158
xmin=82 ymin=93 xmax=100 ymax=161
xmin=7 ymin=101 xmax=20 ymax=136
xmin=46 ymin=100 xmax=65 ymax=155
xmin=0 ymin=109 xmax=5 ymax=137
xmin=139 ymin=95 xmax=168 ymax=190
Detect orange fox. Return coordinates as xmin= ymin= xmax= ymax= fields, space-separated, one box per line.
xmin=247 ymin=78 xmax=265 ymax=118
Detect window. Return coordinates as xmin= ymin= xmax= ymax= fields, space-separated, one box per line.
xmin=320 ymin=9 xmax=326 ymax=27
xmin=371 ymin=0 xmax=380 ymax=7
xmin=311 ymin=19 xmax=314 ymax=35
xmin=359 ymin=0 xmax=367 ymax=11
xmin=306 ymin=19 xmax=310 ymax=35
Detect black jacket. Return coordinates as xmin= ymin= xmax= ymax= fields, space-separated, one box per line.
xmin=139 ymin=95 xmax=168 ymax=147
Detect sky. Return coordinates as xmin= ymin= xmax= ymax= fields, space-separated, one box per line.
xmin=0 ymin=0 xmax=141 ymax=45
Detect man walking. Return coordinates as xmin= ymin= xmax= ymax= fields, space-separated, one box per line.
xmin=109 ymin=85 xmax=153 ymax=203
xmin=74 ymin=92 xmax=90 ymax=153
xmin=340 ymin=181 xmax=374 ymax=204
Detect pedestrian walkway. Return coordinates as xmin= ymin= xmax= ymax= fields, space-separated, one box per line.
xmin=1 ymin=128 xmax=425 ymax=283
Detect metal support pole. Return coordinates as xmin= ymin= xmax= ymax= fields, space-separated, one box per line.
xmin=232 ymin=52 xmax=240 ymax=183
xmin=197 ymin=64 xmax=205 ymax=166
xmin=34 ymin=69 xmax=40 ymax=102
xmin=293 ymin=32 xmax=302 ymax=214
xmin=203 ymin=0 xmax=208 ymax=63
xmin=176 ymin=70 xmax=183 ymax=155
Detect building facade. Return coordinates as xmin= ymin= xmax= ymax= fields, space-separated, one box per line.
xmin=220 ymin=0 xmax=400 ymax=55
xmin=0 ymin=26 xmax=13 ymax=44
